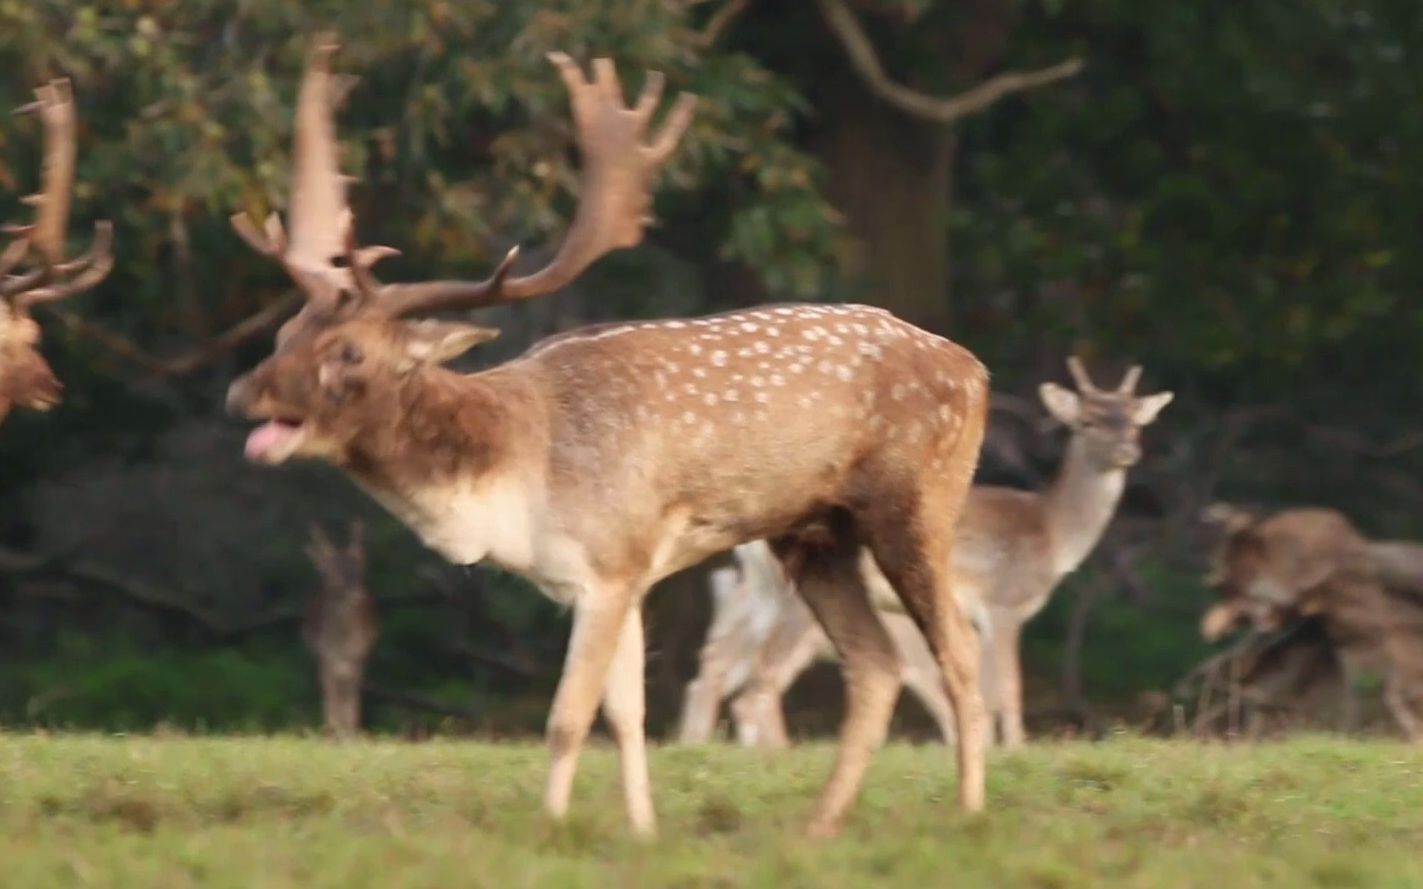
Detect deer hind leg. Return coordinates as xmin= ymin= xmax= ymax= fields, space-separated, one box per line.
xmin=602 ymin=607 xmax=656 ymax=835
xmin=990 ymin=616 xmax=1027 ymax=747
xmin=543 ymin=584 xmax=641 ymax=830
xmin=772 ymin=523 xmax=902 ymax=839
xmin=861 ymin=502 xmax=986 ymax=813
xmin=731 ymin=596 xmax=822 ymax=748
xmin=335 ymin=666 xmax=363 ymax=738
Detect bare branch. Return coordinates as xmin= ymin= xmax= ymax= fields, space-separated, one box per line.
xmin=698 ymin=0 xmax=751 ymax=47
xmin=45 ymin=293 xmax=300 ymax=377
xmin=815 ymin=0 xmax=1083 ymax=125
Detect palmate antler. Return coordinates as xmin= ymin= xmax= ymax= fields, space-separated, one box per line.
xmin=233 ymin=36 xmax=697 ymax=325
xmin=0 ymin=79 xmax=114 ymax=314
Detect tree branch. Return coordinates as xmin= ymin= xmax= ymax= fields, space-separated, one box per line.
xmin=44 ymin=292 xmax=299 ymax=377
xmin=0 ymin=543 xmax=443 ymax=640
xmin=815 ymin=0 xmax=1083 ymax=124
xmin=697 ymin=0 xmax=751 ymax=47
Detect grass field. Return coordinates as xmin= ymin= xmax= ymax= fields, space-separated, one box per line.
xmin=1 ymin=733 xmax=1421 ymax=889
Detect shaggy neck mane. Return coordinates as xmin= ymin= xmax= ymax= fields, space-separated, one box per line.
xmin=343 ymin=366 xmax=535 ymax=495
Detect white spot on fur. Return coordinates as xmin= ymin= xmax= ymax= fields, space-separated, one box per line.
xmin=711 ymin=350 xmax=727 ymax=367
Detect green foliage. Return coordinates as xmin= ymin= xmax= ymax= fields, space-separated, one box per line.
xmin=0 ymin=638 xmax=312 ymax=731
xmin=2 ymin=735 xmax=1422 ymax=887
xmin=0 ymin=1 xmax=839 ymax=390
xmin=955 ymin=0 xmax=1423 ymax=407
xmin=6 ymin=0 xmax=1423 ymax=738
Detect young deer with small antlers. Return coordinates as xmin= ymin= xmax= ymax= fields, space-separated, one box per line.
xmin=304 ymin=521 xmax=378 ymax=738
xmin=686 ymin=358 xmax=1171 ymax=748
xmin=1 ymin=80 xmax=113 ymax=424
xmin=225 ymin=38 xmax=990 ymax=837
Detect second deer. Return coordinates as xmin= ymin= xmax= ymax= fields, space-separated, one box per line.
xmin=681 ymin=357 xmax=1172 ymax=748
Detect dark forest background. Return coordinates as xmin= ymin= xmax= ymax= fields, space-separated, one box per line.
xmin=4 ymin=0 xmax=1423 ymax=738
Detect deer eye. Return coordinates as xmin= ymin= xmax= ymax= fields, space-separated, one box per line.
xmin=338 ymin=343 xmax=364 ymax=365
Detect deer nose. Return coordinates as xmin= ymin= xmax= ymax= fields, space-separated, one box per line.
xmin=1113 ymin=442 xmax=1141 ymax=466
xmin=226 ymin=376 xmax=255 ymax=417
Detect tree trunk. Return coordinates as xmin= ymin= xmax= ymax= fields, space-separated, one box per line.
xmin=818 ymin=79 xmax=958 ymax=333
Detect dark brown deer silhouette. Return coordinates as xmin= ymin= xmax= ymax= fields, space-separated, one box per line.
xmin=303 ymin=520 xmax=378 ymax=737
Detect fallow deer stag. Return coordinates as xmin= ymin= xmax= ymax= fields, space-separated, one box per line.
xmin=225 ymin=37 xmax=989 ymax=838
xmin=1 ymin=79 xmax=113 ymax=424
xmin=1202 ymin=505 xmax=1423 ymax=740
xmin=690 ymin=358 xmax=1171 ymax=748
xmin=304 ymin=521 xmax=378 ymax=738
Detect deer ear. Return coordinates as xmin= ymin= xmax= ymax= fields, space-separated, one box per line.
xmin=1038 ymin=382 xmax=1081 ymax=426
xmin=402 ymin=321 xmax=500 ymax=366
xmin=1132 ymin=391 xmax=1174 ymax=425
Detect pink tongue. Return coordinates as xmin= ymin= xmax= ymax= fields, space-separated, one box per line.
xmin=244 ymin=421 xmax=296 ymax=461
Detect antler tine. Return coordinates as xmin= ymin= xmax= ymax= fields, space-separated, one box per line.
xmin=1201 ymin=502 xmax=1255 ymax=534
xmin=375 ymin=53 xmax=697 ymax=319
xmin=340 ymin=209 xmax=399 ymax=308
xmin=1118 ymin=364 xmax=1142 ymax=394
xmin=1065 ymin=355 xmax=1098 ymax=394
xmin=0 ymin=239 xmax=29 ymax=283
xmin=11 ymin=220 xmax=114 ymax=310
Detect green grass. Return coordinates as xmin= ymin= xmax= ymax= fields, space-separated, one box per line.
xmin=1 ymin=734 xmax=1421 ymax=888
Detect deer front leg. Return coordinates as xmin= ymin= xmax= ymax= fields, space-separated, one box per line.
xmin=731 ymin=598 xmax=821 ymax=748
xmin=601 ymin=607 xmax=656 ymax=835
xmin=992 ymin=615 xmax=1026 ymax=747
xmin=1338 ymin=653 xmax=1366 ymax=734
xmin=544 ymin=586 xmax=638 ymax=828
xmin=1383 ymin=670 xmax=1423 ymax=742
xmin=317 ymin=664 xmax=349 ymax=739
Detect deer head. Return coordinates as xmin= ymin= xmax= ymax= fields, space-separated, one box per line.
xmin=1201 ymin=507 xmax=1370 ymax=640
xmin=225 ymin=37 xmax=695 ymax=466
xmin=0 ymin=79 xmax=113 ymax=424
xmin=1037 ymin=356 xmax=1173 ymax=470
xmin=305 ymin=519 xmax=368 ymax=599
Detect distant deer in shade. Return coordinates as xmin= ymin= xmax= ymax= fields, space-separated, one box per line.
xmin=303 ymin=521 xmax=378 ymax=738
